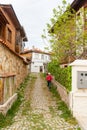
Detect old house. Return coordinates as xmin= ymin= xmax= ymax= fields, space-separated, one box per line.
xmin=21 ymin=47 xmax=51 ymax=73
xmin=71 ymin=0 xmax=87 ymax=58
xmin=0 ymin=4 xmax=29 ymax=114
xmin=49 ymin=0 xmax=87 ymax=67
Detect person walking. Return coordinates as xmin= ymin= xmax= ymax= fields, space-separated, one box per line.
xmin=46 ymin=72 xmax=53 ymax=89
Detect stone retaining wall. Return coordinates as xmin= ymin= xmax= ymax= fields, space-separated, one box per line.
xmin=0 ymin=93 xmax=17 ymax=115
xmin=52 ymin=79 xmax=69 ymax=106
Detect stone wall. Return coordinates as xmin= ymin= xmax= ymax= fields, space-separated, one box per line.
xmin=0 ymin=93 xmax=17 ymax=115
xmin=0 ymin=43 xmax=28 ymax=88
xmin=0 ymin=43 xmax=29 ymax=114
xmin=52 ymin=79 xmax=69 ymax=106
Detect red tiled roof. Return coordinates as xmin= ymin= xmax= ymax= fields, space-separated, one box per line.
xmin=21 ymin=48 xmax=51 ymax=55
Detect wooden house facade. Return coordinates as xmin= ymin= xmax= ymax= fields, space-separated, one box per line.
xmin=71 ymin=0 xmax=87 ymax=58
xmin=50 ymin=0 xmax=87 ymax=67
xmin=0 ymin=4 xmax=28 ymax=53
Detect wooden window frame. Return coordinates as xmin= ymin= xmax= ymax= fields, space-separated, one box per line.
xmin=7 ymin=28 xmax=12 ymax=43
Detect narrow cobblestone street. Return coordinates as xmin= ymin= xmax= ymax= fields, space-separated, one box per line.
xmin=1 ymin=73 xmax=80 ymax=130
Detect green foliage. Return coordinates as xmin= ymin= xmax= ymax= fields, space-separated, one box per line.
xmin=42 ymin=0 xmax=76 ymax=62
xmin=58 ymin=101 xmax=72 ymax=119
xmin=47 ymin=60 xmax=72 ymax=91
xmin=50 ymin=84 xmax=61 ymax=100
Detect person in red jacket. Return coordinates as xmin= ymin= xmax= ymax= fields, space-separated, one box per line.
xmin=46 ymin=72 xmax=53 ymax=89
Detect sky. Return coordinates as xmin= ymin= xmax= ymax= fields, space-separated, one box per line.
xmin=0 ymin=0 xmax=73 ymax=50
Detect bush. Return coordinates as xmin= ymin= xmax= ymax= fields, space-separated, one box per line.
xmin=47 ymin=61 xmax=72 ymax=91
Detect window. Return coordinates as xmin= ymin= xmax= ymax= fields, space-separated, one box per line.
xmin=41 ymin=54 xmax=44 ymax=60
xmin=7 ymin=28 xmax=12 ymax=43
xmin=84 ymin=6 xmax=87 ymax=20
xmin=76 ymin=12 xmax=81 ymax=24
xmin=35 ymin=53 xmax=39 ymax=59
xmin=0 ymin=24 xmax=4 ymax=38
xmin=0 ymin=24 xmax=2 ymax=36
xmin=45 ymin=56 xmax=47 ymax=60
xmin=84 ymin=6 xmax=87 ymax=28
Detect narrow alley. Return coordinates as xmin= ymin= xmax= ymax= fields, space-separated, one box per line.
xmin=1 ymin=73 xmax=80 ymax=130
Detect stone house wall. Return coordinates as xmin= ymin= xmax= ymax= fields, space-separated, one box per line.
xmin=0 ymin=42 xmax=29 ymax=114
xmin=0 ymin=43 xmax=28 ymax=88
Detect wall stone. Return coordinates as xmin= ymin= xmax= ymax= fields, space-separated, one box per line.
xmin=0 ymin=43 xmax=28 ymax=88
xmin=0 ymin=43 xmax=29 ymax=114
xmin=0 ymin=93 xmax=17 ymax=115
xmin=52 ymin=79 xmax=69 ymax=106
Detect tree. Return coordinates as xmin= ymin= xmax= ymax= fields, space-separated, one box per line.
xmin=42 ymin=0 xmax=76 ymax=63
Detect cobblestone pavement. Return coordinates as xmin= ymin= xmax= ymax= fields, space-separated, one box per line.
xmin=1 ymin=73 xmax=80 ymax=130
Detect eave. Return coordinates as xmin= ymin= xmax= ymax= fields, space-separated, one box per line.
xmin=0 ymin=4 xmax=21 ymax=29
xmin=0 ymin=9 xmax=9 ymax=24
xmin=71 ymin=0 xmax=87 ymax=12
xmin=0 ymin=4 xmax=28 ymax=41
